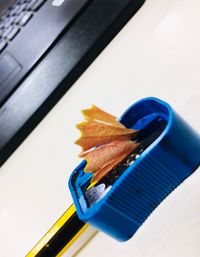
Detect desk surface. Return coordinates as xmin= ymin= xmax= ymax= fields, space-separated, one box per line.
xmin=0 ymin=0 xmax=200 ymax=256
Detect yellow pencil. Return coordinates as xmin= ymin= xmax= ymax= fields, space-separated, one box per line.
xmin=26 ymin=204 xmax=97 ymax=257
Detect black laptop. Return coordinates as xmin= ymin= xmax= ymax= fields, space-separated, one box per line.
xmin=0 ymin=0 xmax=144 ymax=165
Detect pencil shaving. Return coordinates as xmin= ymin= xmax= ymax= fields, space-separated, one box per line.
xmin=75 ymin=105 xmax=138 ymax=181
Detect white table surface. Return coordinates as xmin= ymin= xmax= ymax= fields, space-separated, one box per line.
xmin=0 ymin=0 xmax=200 ymax=256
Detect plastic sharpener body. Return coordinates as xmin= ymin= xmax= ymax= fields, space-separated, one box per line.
xmin=69 ymin=97 xmax=200 ymax=241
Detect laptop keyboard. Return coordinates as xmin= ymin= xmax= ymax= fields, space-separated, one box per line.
xmin=0 ymin=0 xmax=46 ymax=53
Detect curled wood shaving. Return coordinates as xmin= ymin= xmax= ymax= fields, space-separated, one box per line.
xmin=75 ymin=105 xmax=138 ymax=182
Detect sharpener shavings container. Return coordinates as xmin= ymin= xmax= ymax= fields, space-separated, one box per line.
xmin=69 ymin=97 xmax=200 ymax=241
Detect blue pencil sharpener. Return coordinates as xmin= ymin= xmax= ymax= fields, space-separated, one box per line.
xmin=69 ymin=97 xmax=200 ymax=241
